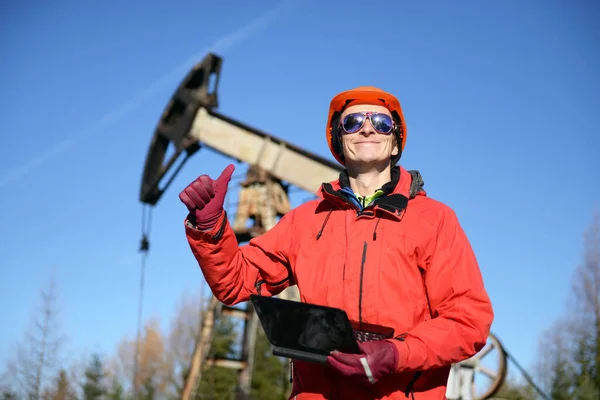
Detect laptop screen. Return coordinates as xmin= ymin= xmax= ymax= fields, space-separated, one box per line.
xmin=250 ymin=295 xmax=361 ymax=355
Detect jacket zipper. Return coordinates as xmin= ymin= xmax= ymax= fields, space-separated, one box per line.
xmin=394 ymin=333 xmax=420 ymax=399
xmin=255 ymin=277 xmax=290 ymax=296
xmin=359 ymin=241 xmax=367 ymax=329
xmin=323 ymin=185 xmax=399 ymax=331
xmin=211 ymin=211 xmax=228 ymax=241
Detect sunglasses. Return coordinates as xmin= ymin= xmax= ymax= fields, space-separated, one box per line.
xmin=339 ymin=112 xmax=395 ymax=135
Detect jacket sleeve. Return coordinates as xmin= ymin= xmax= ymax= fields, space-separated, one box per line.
xmin=391 ymin=206 xmax=494 ymax=372
xmin=184 ymin=211 xmax=296 ymax=306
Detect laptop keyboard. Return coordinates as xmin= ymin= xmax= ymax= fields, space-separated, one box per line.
xmin=353 ymin=330 xmax=388 ymax=343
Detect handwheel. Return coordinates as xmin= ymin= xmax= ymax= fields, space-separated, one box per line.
xmin=446 ymin=332 xmax=507 ymax=400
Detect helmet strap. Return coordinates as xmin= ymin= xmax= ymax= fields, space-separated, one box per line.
xmin=330 ymin=111 xmax=345 ymax=163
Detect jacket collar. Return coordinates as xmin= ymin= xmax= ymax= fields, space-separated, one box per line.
xmin=318 ymin=165 xmax=426 ymax=216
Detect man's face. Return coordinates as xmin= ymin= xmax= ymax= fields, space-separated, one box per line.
xmin=339 ymin=104 xmax=398 ymax=167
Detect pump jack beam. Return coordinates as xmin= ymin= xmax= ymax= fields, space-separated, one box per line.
xmin=139 ymin=52 xmax=342 ymax=207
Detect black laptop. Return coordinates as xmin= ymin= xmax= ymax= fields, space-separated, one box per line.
xmin=250 ymin=294 xmax=395 ymax=364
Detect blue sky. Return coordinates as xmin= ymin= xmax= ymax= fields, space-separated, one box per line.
xmin=1 ymin=0 xmax=598 ymax=389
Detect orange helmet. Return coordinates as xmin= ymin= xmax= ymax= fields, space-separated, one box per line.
xmin=326 ymin=86 xmax=407 ymax=166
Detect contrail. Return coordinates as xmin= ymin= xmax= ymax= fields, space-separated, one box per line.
xmin=0 ymin=0 xmax=296 ymax=189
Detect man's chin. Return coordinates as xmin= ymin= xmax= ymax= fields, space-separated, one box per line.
xmin=345 ymin=158 xmax=391 ymax=173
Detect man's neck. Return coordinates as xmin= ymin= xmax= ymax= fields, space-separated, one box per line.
xmin=346 ymin=163 xmax=392 ymax=197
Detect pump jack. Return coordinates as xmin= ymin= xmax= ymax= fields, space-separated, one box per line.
xmin=139 ymin=52 xmax=342 ymax=399
xmin=139 ymin=53 xmax=508 ymax=400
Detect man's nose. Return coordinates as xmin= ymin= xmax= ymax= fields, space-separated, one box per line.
xmin=360 ymin=119 xmax=376 ymax=136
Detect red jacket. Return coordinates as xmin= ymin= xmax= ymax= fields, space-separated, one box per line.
xmin=185 ymin=165 xmax=494 ymax=399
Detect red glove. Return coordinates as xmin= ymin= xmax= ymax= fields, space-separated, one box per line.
xmin=179 ymin=164 xmax=235 ymax=230
xmin=327 ymin=340 xmax=398 ymax=385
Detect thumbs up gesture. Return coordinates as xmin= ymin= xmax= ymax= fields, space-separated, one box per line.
xmin=179 ymin=164 xmax=235 ymax=230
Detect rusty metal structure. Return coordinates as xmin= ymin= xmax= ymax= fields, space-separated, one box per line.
xmin=138 ymin=52 xmax=513 ymax=399
xmin=139 ymin=52 xmax=339 ymax=399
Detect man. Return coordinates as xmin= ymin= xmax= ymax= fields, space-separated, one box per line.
xmin=179 ymin=86 xmax=494 ymax=399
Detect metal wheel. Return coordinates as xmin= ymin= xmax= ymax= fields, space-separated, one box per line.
xmin=446 ymin=332 xmax=507 ymax=400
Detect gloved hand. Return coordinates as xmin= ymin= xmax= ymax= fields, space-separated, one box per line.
xmin=179 ymin=164 xmax=235 ymax=230
xmin=327 ymin=340 xmax=398 ymax=385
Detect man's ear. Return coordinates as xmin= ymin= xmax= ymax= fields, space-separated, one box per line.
xmin=391 ymin=135 xmax=399 ymax=156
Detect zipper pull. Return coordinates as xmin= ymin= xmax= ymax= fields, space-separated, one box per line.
xmin=394 ymin=333 xmax=407 ymax=342
xmin=255 ymin=280 xmax=264 ymax=296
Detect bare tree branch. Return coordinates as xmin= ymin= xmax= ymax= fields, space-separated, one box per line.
xmin=11 ymin=277 xmax=66 ymax=399
xmin=539 ymin=212 xmax=600 ymax=398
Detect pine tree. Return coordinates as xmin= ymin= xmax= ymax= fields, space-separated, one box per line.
xmin=105 ymin=377 xmax=125 ymax=400
xmin=570 ymin=213 xmax=600 ymax=398
xmin=535 ymin=214 xmax=600 ymax=399
xmin=549 ymin=356 xmax=572 ymax=400
xmin=82 ymin=354 xmax=107 ymax=399
xmin=195 ymin=312 xmax=238 ymax=399
xmin=250 ymin=328 xmax=290 ymax=400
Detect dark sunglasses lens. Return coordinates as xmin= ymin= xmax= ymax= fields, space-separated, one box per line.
xmin=341 ymin=113 xmax=365 ymax=133
xmin=371 ymin=113 xmax=394 ymax=133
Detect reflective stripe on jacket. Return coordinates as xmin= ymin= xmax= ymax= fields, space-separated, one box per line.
xmin=185 ymin=165 xmax=494 ymax=400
